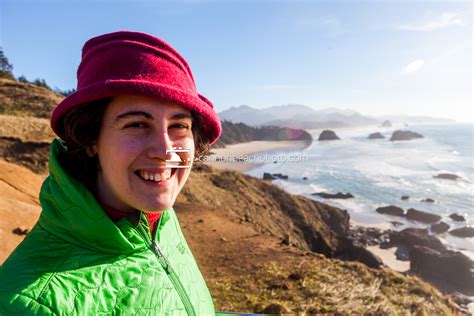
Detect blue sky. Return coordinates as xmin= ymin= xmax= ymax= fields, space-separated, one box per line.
xmin=0 ymin=0 xmax=472 ymax=121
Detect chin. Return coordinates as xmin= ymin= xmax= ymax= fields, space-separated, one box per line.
xmin=142 ymin=199 xmax=175 ymax=212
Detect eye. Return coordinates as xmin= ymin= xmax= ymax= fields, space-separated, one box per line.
xmin=124 ymin=122 xmax=148 ymax=129
xmin=169 ymin=123 xmax=190 ymax=130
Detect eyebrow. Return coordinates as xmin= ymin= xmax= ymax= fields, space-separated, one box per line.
xmin=114 ymin=111 xmax=193 ymax=123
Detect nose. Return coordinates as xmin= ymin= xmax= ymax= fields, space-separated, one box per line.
xmin=145 ymin=130 xmax=174 ymax=162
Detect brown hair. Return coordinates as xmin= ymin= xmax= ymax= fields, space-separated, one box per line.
xmin=58 ymin=98 xmax=211 ymax=193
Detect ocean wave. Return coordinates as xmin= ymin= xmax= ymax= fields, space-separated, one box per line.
xmin=272 ymin=180 xmax=315 ymax=196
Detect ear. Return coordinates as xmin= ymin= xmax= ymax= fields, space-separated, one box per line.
xmin=86 ymin=144 xmax=98 ymax=157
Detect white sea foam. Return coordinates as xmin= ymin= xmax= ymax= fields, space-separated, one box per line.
xmin=420 ymin=177 xmax=473 ymax=195
xmin=443 ymin=235 xmax=474 ymax=254
xmin=309 ymin=183 xmax=328 ymax=193
xmin=272 ymin=179 xmax=315 ymax=196
xmin=248 ymin=123 xmax=474 ymax=255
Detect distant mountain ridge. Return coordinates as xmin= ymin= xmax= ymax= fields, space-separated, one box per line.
xmin=219 ymin=104 xmax=453 ymax=129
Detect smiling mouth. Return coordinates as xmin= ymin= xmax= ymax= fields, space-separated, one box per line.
xmin=135 ymin=168 xmax=178 ymax=182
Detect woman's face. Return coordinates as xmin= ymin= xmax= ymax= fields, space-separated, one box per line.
xmin=93 ymin=95 xmax=195 ymax=213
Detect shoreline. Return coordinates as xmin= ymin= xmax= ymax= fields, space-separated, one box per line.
xmin=205 ymin=140 xmax=413 ymax=272
xmin=349 ymin=219 xmax=411 ymax=273
xmin=205 ymin=140 xmax=311 ymax=172
xmin=205 ymin=139 xmax=472 ymax=290
xmin=366 ymin=245 xmax=410 ymax=272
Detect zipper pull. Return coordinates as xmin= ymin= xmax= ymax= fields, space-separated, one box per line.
xmin=152 ymin=241 xmax=169 ymax=270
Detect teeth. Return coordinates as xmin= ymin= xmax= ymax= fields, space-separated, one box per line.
xmin=139 ymin=169 xmax=172 ymax=182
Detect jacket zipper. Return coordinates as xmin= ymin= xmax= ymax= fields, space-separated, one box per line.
xmin=137 ymin=214 xmax=196 ymax=316
xmin=151 ymin=241 xmax=196 ymax=316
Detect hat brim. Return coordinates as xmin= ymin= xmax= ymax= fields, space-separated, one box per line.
xmin=51 ymin=80 xmax=221 ymax=145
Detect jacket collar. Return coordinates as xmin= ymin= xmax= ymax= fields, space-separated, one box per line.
xmin=38 ymin=139 xmax=170 ymax=254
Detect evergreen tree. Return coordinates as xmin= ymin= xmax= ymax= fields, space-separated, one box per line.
xmin=18 ymin=75 xmax=28 ymax=83
xmin=33 ymin=78 xmax=50 ymax=89
xmin=0 ymin=47 xmax=14 ymax=79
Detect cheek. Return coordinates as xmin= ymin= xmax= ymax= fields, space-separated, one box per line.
xmin=98 ymin=137 xmax=143 ymax=174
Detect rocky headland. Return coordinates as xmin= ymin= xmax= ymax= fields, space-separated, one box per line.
xmin=0 ymin=77 xmax=469 ymax=314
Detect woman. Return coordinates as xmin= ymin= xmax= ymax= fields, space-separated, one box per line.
xmin=0 ymin=31 xmax=221 ymax=315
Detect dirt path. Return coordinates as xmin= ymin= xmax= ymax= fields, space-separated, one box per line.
xmin=0 ymin=160 xmax=44 ymax=263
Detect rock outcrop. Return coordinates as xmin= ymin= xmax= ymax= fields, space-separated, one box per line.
xmin=272 ymin=173 xmax=288 ymax=180
xmin=368 ymin=132 xmax=385 ymax=139
xmin=405 ymin=208 xmax=441 ymax=224
xmin=449 ymin=227 xmax=474 ymax=238
xmin=389 ymin=130 xmax=423 ymax=141
xmin=312 ymin=192 xmax=354 ymax=199
xmin=381 ymin=120 xmax=392 ymax=127
xmin=343 ymin=243 xmax=384 ymax=269
xmin=349 ymin=226 xmax=388 ymax=247
xmin=263 ymin=172 xmax=276 ymax=180
xmin=318 ymin=130 xmax=340 ymax=141
xmin=376 ymin=205 xmax=405 ymax=217
xmin=389 ymin=228 xmax=445 ymax=252
xmin=431 ymin=222 xmax=450 ymax=234
xmin=434 ymin=173 xmax=460 ymax=181
xmin=388 ymin=228 xmax=474 ymax=293
xmin=421 ymin=198 xmax=435 ymax=203
xmin=263 ymin=173 xmax=289 ymax=180
xmin=449 ymin=213 xmax=466 ymax=222
xmin=410 ymin=246 xmax=474 ymax=293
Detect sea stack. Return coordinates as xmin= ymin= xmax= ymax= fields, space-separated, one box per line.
xmin=434 ymin=173 xmax=460 ymax=181
xmin=389 ymin=130 xmax=423 ymax=141
xmin=381 ymin=120 xmax=392 ymax=127
xmin=368 ymin=132 xmax=385 ymax=139
xmin=318 ymin=130 xmax=340 ymax=141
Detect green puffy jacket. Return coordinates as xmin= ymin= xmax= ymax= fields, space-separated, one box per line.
xmin=0 ymin=139 xmax=215 ymax=315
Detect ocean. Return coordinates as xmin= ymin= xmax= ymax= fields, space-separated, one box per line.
xmin=247 ymin=123 xmax=474 ymax=258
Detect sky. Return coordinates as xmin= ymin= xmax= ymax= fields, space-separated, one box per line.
xmin=0 ymin=0 xmax=472 ymax=121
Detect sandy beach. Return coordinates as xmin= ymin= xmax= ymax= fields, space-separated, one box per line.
xmin=367 ymin=246 xmax=410 ymax=272
xmin=204 ymin=140 xmax=310 ymax=172
xmin=205 ymin=140 xmax=416 ymax=275
xmin=205 ymin=139 xmax=471 ymax=293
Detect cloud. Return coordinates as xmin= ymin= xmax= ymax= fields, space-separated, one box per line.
xmin=401 ymin=59 xmax=425 ymax=75
xmin=398 ymin=12 xmax=464 ymax=31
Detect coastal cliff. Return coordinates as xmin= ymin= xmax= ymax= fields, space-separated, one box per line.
xmin=0 ymin=77 xmax=466 ymax=314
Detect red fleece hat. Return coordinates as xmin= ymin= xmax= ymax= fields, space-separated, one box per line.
xmin=50 ymin=30 xmax=221 ymax=144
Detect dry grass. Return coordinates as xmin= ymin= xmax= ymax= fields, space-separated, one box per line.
xmin=0 ymin=115 xmax=54 ymax=142
xmin=0 ymin=78 xmax=63 ymax=118
xmin=208 ymin=258 xmax=460 ymax=315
